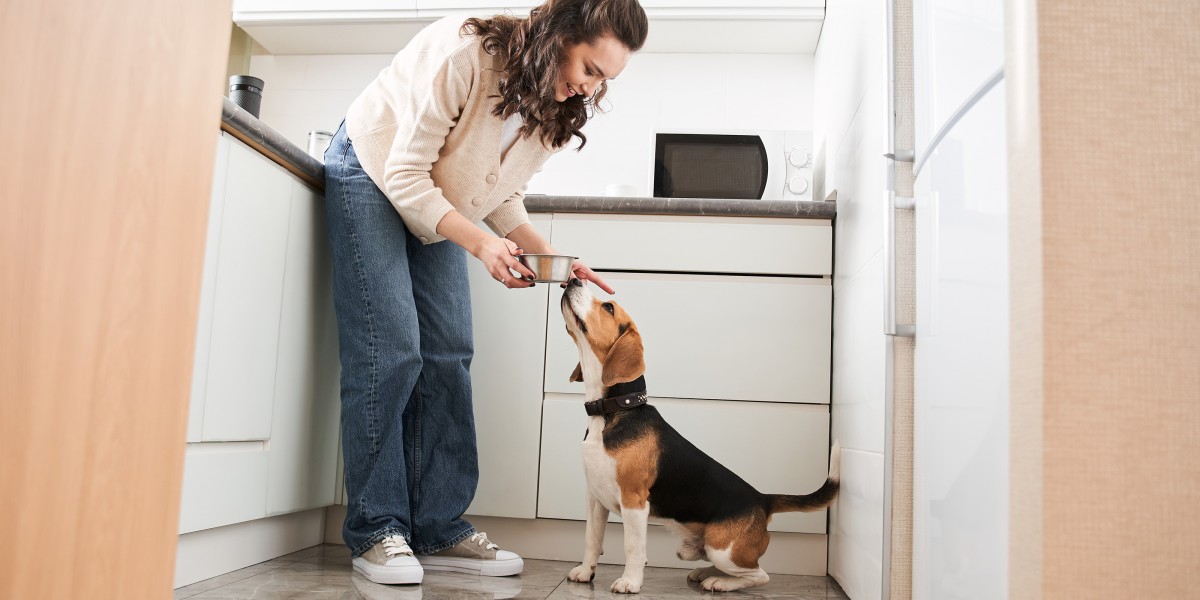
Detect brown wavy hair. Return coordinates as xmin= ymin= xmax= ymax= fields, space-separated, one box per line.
xmin=462 ymin=0 xmax=648 ymax=150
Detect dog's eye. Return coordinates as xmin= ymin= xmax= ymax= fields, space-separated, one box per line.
xmin=601 ymin=302 xmax=615 ymax=315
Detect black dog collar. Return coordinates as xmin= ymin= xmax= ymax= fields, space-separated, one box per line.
xmin=584 ymin=376 xmax=648 ymax=416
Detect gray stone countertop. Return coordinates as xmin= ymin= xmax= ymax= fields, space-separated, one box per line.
xmin=219 ymin=97 xmax=836 ymax=220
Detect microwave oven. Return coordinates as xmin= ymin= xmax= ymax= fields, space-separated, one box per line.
xmin=650 ymin=129 xmax=813 ymax=201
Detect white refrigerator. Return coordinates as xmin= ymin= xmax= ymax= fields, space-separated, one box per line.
xmin=910 ymin=0 xmax=1009 ymax=597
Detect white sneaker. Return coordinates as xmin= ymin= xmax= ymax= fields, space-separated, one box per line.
xmin=415 ymin=532 xmax=523 ymax=577
xmin=352 ymin=535 xmax=423 ymax=584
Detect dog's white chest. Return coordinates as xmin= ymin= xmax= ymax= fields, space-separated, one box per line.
xmin=581 ymin=417 xmax=622 ymax=513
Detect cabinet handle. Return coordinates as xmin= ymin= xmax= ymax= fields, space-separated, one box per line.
xmin=884 ymin=190 xmax=916 ymax=337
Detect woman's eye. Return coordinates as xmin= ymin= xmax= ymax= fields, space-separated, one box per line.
xmin=602 ymin=303 xmax=614 ymax=315
xmin=585 ymin=68 xmax=594 ymax=77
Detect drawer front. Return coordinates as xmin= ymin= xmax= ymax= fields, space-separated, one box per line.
xmin=545 ymin=272 xmax=831 ymax=404
xmin=538 ymin=395 xmax=831 ymax=534
xmin=549 ymin=214 xmax=831 ymax=276
xmin=178 ymin=443 xmax=268 ymax=534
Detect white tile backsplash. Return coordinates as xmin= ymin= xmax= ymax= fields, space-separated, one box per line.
xmin=832 ymin=251 xmax=886 ymax=455
xmin=816 ymin=0 xmax=890 ymax=595
xmin=248 ymin=49 xmax=814 ymax=196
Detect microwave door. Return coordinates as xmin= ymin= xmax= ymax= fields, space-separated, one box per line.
xmin=653 ymin=134 xmax=768 ymax=200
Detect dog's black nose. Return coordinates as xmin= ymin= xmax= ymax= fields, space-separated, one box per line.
xmin=568 ymin=277 xmax=583 ymax=287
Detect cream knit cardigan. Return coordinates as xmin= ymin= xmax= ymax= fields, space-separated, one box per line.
xmin=345 ymin=16 xmax=560 ymax=244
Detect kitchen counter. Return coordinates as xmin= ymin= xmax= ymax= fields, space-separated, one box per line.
xmin=219 ymin=96 xmax=836 ymax=220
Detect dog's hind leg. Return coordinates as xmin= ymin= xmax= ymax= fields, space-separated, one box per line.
xmin=687 ymin=565 xmax=724 ymax=583
xmin=611 ymin=504 xmax=650 ymax=594
xmin=699 ymin=516 xmax=771 ymax=592
xmin=568 ymin=494 xmax=610 ymax=583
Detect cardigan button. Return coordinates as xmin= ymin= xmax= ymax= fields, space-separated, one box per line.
xmin=486 ymin=174 xmax=498 ymax=184
xmin=419 ymin=236 xmax=429 ymax=243
xmin=471 ymin=197 xmax=483 ymax=206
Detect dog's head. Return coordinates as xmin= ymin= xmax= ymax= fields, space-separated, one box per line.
xmin=560 ymin=278 xmax=645 ymax=389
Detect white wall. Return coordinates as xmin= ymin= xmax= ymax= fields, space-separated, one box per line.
xmin=814 ymin=0 xmax=889 ymax=597
xmin=248 ymin=51 xmax=813 ymax=196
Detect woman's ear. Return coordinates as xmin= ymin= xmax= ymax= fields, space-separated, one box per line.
xmin=569 ymin=363 xmax=583 ymax=382
xmin=602 ymin=327 xmax=645 ymax=387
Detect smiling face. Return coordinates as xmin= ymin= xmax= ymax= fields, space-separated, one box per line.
xmin=555 ymin=34 xmax=632 ymax=102
xmin=561 ymin=280 xmax=645 ymax=397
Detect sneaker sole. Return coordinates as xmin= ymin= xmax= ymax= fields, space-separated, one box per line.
xmin=417 ymin=555 xmax=524 ymax=577
xmin=352 ymin=557 xmax=424 ymax=584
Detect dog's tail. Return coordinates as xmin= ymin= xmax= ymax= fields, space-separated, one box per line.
xmin=766 ymin=440 xmax=840 ymax=514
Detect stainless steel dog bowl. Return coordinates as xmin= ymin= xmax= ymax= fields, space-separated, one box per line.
xmin=517 ymin=254 xmax=577 ymax=283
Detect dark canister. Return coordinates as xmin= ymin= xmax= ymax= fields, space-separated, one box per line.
xmin=228 ymin=75 xmax=265 ymax=118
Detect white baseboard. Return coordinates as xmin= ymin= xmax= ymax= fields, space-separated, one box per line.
xmin=174 ymin=508 xmax=327 ymax=588
xmin=321 ymin=505 xmax=827 ymax=576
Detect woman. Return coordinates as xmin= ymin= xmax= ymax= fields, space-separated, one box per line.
xmin=323 ymin=0 xmax=648 ymax=586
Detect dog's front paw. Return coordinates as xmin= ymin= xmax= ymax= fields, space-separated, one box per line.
xmin=610 ymin=577 xmax=642 ymax=594
xmin=567 ymin=564 xmax=596 ymax=583
xmin=702 ymin=575 xmax=750 ymax=592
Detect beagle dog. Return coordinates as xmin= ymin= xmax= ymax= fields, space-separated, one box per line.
xmin=559 ymin=278 xmax=840 ymax=594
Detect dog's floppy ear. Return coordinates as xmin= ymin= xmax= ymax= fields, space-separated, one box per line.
xmin=602 ymin=327 xmax=645 ymax=387
xmin=569 ymin=362 xmax=583 ymax=383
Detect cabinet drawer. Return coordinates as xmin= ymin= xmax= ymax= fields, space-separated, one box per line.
xmin=545 ymin=272 xmax=831 ymax=404
xmin=178 ymin=443 xmax=268 ymax=534
xmin=538 ymin=395 xmax=831 ymax=534
xmin=549 ymin=214 xmax=831 ymax=276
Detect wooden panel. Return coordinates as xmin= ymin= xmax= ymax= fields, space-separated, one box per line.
xmin=178 ymin=443 xmax=269 ymax=534
xmin=549 ymin=213 xmax=831 ymax=276
xmin=266 ymin=180 xmax=341 ymax=515
xmin=0 ymin=0 xmax=232 ymax=597
xmin=545 ymin=272 xmax=831 ymax=404
xmin=538 ymin=395 xmax=832 ymax=533
xmin=201 ymin=140 xmax=292 ymax=441
xmin=466 ymin=215 xmax=553 ymax=519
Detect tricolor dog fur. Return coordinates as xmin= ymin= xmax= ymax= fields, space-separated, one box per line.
xmin=559 ymin=278 xmax=840 ymax=594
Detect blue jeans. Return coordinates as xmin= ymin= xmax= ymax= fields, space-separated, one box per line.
xmin=323 ymin=122 xmax=479 ymax=557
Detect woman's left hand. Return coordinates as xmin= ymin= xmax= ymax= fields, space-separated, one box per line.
xmin=566 ymin=259 xmax=615 ymax=295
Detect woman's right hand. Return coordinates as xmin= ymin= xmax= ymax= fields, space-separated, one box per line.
xmin=472 ymin=236 xmax=536 ymax=288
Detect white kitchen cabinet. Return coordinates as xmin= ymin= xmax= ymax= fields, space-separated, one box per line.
xmin=266 ymin=181 xmax=341 ymax=516
xmin=550 ymin=214 xmax=832 ymax=276
xmin=234 ymin=2 xmax=824 ymax=54
xmin=465 ymin=215 xmax=553 ymax=519
xmin=235 ymin=0 xmax=416 ymax=12
xmin=201 ymin=137 xmax=292 ymax=442
xmin=537 ymin=394 xmax=831 ymax=534
xmin=188 ymin=135 xmax=232 ymax=443
xmin=181 ymin=132 xmax=340 ymax=533
xmin=544 ymin=271 xmax=831 ymax=404
xmin=179 ymin=443 xmax=269 ymax=534
xmin=418 ymin=0 xmax=535 ymax=9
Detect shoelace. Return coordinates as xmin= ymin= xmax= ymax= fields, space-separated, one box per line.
xmin=469 ymin=532 xmax=499 ymax=550
xmin=381 ymin=535 xmax=413 ymax=557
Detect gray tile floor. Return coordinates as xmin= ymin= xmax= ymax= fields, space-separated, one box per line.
xmin=174 ymin=544 xmax=849 ymax=599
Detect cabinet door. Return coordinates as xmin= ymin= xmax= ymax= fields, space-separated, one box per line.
xmin=235 ymin=0 xmax=416 ymax=12
xmin=178 ymin=443 xmax=269 ymax=534
xmin=545 ymin=272 xmax=831 ymax=404
xmin=550 ymin=214 xmax=832 ymax=276
xmin=464 ymin=215 xmax=552 ymax=519
xmin=188 ymin=134 xmax=231 ymax=443
xmin=417 ymin=0 xmax=535 ymax=9
xmin=266 ymin=180 xmax=341 ymax=515
xmin=538 ymin=395 xmax=831 ymax=533
xmin=201 ymin=139 xmax=292 ymax=441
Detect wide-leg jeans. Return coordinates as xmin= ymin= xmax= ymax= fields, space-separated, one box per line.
xmin=323 ymin=122 xmax=478 ymax=557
